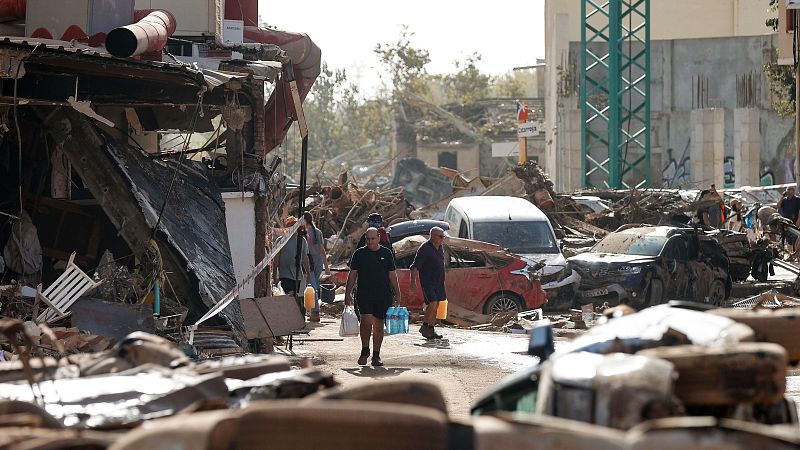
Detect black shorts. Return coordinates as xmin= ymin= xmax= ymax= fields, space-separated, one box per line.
xmin=279 ymin=278 xmax=299 ymax=295
xmin=422 ymin=284 xmax=446 ymax=305
xmin=357 ymin=297 xmax=390 ymax=319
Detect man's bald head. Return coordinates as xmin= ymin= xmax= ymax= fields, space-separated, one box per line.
xmin=365 ymin=227 xmax=380 ymax=250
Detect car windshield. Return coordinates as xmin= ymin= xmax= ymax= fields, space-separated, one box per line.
xmin=473 ymin=221 xmax=559 ymax=254
xmin=591 ymin=232 xmax=668 ymax=256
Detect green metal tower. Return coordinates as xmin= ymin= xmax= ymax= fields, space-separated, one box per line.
xmin=581 ymin=0 xmax=650 ymax=189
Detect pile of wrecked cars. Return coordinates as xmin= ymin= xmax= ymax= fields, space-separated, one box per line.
xmin=568 ymin=225 xmax=737 ymax=307
xmin=473 ymin=302 xmax=800 ymax=448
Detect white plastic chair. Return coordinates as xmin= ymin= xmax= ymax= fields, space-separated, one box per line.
xmin=35 ymin=252 xmax=100 ymax=323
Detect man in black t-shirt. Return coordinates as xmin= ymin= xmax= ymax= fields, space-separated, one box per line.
xmin=345 ymin=227 xmax=401 ymax=367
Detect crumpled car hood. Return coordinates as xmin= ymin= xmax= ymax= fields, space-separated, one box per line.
xmin=521 ymin=253 xmax=568 ymax=275
xmin=568 ymin=252 xmax=656 ymax=266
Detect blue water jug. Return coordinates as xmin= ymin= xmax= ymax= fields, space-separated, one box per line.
xmin=385 ymin=307 xmax=397 ymax=335
xmin=398 ymin=307 xmax=409 ymax=333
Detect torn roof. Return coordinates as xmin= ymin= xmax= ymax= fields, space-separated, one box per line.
xmin=0 ymin=36 xmax=282 ymax=104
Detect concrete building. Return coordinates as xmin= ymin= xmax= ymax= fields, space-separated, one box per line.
xmin=544 ymin=0 xmax=792 ymax=191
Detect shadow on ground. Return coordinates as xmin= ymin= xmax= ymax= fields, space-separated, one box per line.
xmin=413 ymin=338 xmax=451 ymax=350
xmin=341 ymin=367 xmax=411 ymax=378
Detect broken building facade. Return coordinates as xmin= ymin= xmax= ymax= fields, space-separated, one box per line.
xmin=0 ymin=0 xmax=320 ymax=339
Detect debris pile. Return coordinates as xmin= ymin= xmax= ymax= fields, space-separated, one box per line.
xmin=290 ymin=173 xmax=413 ymax=263
xmin=0 ymin=320 xmax=335 ymax=432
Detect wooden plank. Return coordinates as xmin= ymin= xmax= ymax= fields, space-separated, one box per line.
xmin=443 ymin=316 xmax=481 ymax=328
xmin=241 ymin=295 xmax=305 ymax=339
xmin=447 ymin=303 xmax=490 ymax=325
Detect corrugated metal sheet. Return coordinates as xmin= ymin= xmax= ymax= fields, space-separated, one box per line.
xmin=99 ymin=130 xmax=243 ymax=333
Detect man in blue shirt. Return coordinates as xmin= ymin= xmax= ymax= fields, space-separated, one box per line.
xmin=411 ymin=227 xmax=447 ymax=339
xmin=778 ymin=186 xmax=800 ymax=226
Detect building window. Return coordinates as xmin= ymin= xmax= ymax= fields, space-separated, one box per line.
xmin=787 ymin=9 xmax=796 ymax=33
xmin=438 ymin=151 xmax=457 ymax=169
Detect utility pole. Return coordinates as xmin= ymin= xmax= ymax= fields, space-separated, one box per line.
xmin=517 ymin=100 xmax=528 ymax=165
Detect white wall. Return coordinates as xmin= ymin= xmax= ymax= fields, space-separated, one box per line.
xmin=544 ymin=0 xmax=774 ymax=190
xmin=222 ymin=191 xmax=255 ymax=299
xmin=547 ymin=0 xmax=771 ymax=43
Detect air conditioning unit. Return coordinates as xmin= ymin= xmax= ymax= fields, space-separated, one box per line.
xmin=135 ymin=0 xmax=216 ymax=37
xmin=26 ymin=0 xmax=134 ymax=41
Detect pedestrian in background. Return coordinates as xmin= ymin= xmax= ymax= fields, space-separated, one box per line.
xmin=778 ymin=186 xmax=800 ymax=252
xmin=303 ymin=212 xmax=330 ymax=322
xmin=273 ymin=216 xmax=310 ymax=296
xmin=357 ymin=212 xmax=393 ymax=252
xmin=411 ymin=226 xmax=447 ymax=340
xmin=778 ymin=186 xmax=800 ymax=226
xmin=345 ymin=227 xmax=401 ymax=367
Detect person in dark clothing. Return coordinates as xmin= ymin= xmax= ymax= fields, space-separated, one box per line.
xmin=345 ymin=227 xmax=401 ymax=367
xmin=357 ymin=212 xmax=393 ymax=252
xmin=410 ymin=226 xmax=447 ymax=339
xmin=778 ymin=186 xmax=800 ymax=252
xmin=273 ymin=216 xmax=310 ymax=295
xmin=778 ymin=186 xmax=800 ymax=225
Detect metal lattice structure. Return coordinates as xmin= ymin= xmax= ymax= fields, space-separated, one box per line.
xmin=581 ymin=0 xmax=650 ymax=189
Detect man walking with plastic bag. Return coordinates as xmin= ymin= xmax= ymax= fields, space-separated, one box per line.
xmin=411 ymin=226 xmax=447 ymax=339
xmin=345 ymin=228 xmax=401 ymax=367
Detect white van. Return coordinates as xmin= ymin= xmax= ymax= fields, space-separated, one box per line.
xmin=444 ymin=196 xmax=579 ymax=303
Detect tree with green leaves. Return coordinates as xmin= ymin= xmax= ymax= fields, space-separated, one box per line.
xmin=374 ymin=25 xmax=432 ymax=97
xmin=764 ymin=0 xmax=795 ymax=117
xmin=443 ymin=53 xmax=491 ymax=105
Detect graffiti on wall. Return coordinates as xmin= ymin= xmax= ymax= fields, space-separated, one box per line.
xmin=662 ymin=144 xmax=784 ymax=188
xmin=662 ymin=145 xmax=690 ymax=187
xmin=723 ymin=156 xmax=776 ymax=187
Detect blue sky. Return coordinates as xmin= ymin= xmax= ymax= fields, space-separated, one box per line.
xmin=259 ymin=0 xmax=545 ymax=95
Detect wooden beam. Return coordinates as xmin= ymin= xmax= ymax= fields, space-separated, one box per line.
xmin=33 ymin=106 xmax=201 ymax=319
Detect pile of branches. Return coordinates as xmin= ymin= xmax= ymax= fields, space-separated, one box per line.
xmin=297 ymin=173 xmax=413 ymax=263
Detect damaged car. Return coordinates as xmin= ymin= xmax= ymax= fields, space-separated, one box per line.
xmin=567 ymin=225 xmax=731 ymax=307
xmin=444 ymin=196 xmax=579 ymax=309
xmin=393 ymin=236 xmax=548 ymax=314
xmin=335 ymin=236 xmax=548 ymax=314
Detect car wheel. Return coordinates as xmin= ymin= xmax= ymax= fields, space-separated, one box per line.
xmin=484 ymin=292 xmax=525 ymax=315
xmin=708 ymin=279 xmax=726 ymax=306
xmin=646 ymin=278 xmax=664 ymax=307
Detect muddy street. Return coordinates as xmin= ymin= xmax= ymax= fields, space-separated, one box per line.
xmin=289 ymin=317 xmax=539 ymax=418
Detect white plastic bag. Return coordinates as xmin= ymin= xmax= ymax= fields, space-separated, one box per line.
xmin=339 ymin=305 xmax=360 ymax=337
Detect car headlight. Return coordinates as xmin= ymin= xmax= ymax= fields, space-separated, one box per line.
xmin=617 ymin=265 xmax=642 ymax=274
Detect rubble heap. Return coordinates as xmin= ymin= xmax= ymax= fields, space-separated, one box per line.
xmin=290 ymin=173 xmax=413 ymax=263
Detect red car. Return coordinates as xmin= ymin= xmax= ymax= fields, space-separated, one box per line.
xmin=335 ymin=236 xmax=547 ymax=314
